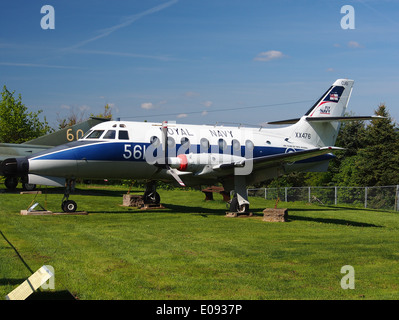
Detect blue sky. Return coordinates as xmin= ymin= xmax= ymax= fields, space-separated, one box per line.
xmin=1 ymin=0 xmax=399 ymax=128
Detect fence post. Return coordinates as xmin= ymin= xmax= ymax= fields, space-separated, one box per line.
xmin=264 ymin=188 xmax=267 ymax=200
xmin=285 ymin=187 xmax=288 ymax=202
xmin=335 ymin=186 xmax=338 ymax=206
xmin=308 ymin=187 xmax=311 ymax=203
xmin=365 ymin=187 xmax=368 ymax=209
xmin=396 ymin=185 xmax=399 ymax=211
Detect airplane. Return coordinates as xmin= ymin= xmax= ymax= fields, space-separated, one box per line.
xmin=0 ymin=117 xmax=110 ymax=190
xmin=1 ymin=79 xmax=383 ymax=213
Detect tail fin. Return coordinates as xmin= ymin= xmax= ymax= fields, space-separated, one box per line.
xmin=289 ymin=79 xmax=354 ymax=147
xmin=304 ymin=79 xmax=354 ymax=119
xmin=22 ymin=117 xmax=110 ymax=146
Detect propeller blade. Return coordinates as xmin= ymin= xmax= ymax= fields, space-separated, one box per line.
xmin=167 ymin=165 xmax=186 ymax=187
xmin=161 ymin=121 xmax=168 ymax=166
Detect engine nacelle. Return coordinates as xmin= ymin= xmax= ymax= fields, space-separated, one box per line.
xmin=167 ymin=153 xmax=245 ymax=173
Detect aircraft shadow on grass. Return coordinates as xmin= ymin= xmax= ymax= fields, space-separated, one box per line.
xmin=288 ymin=214 xmax=382 ymax=228
xmin=15 ymin=188 xmax=383 ymax=228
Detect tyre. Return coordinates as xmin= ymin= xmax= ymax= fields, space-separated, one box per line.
xmin=229 ymin=196 xmax=249 ymax=213
xmin=5 ymin=177 xmax=18 ymax=191
xmin=143 ymin=191 xmax=160 ymax=204
xmin=62 ymin=200 xmax=77 ymax=213
xmin=22 ymin=183 xmax=36 ymax=191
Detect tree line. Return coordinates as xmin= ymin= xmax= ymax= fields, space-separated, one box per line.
xmin=266 ymin=104 xmax=399 ymax=188
xmin=0 ymin=85 xmax=111 ymax=143
xmin=1 ymin=85 xmax=398 ymax=188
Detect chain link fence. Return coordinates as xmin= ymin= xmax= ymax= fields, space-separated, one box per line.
xmin=247 ymin=185 xmax=399 ymax=211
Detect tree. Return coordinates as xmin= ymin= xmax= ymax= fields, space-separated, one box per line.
xmin=57 ymin=104 xmax=113 ymax=129
xmin=0 ymin=85 xmax=53 ymax=143
xmin=332 ymin=104 xmax=399 ymax=186
xmin=330 ymin=114 xmax=367 ymax=186
xmin=353 ymin=104 xmax=399 ymax=186
xmin=90 ymin=103 xmax=113 ymax=119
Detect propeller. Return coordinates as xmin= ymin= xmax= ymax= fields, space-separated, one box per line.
xmin=154 ymin=121 xmax=186 ymax=187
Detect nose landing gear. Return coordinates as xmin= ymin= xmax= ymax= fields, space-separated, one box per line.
xmin=61 ymin=179 xmax=77 ymax=213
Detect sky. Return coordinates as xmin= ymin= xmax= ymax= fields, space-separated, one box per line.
xmin=1 ymin=0 xmax=399 ymax=129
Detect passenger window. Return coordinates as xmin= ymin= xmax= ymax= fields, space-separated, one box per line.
xmin=150 ymin=136 xmax=160 ymax=147
xmin=103 ymin=130 xmax=116 ymax=139
xmin=180 ymin=137 xmax=190 ymax=148
xmin=200 ymin=138 xmax=210 ymax=152
xmin=86 ymin=130 xmax=104 ymax=139
xmin=119 ymin=130 xmax=129 ymax=140
xmin=245 ymin=140 xmax=254 ymax=150
xmin=167 ymin=137 xmax=175 ymax=148
xmin=218 ymin=138 xmax=227 ymax=151
xmin=232 ymin=139 xmax=241 ymax=151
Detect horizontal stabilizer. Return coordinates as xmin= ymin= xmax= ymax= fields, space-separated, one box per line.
xmin=267 ymin=115 xmax=385 ymax=125
xmin=267 ymin=118 xmax=301 ymax=125
xmin=305 ymin=115 xmax=386 ymax=122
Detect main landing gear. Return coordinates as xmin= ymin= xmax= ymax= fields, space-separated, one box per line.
xmin=143 ymin=181 xmax=161 ymax=205
xmin=4 ymin=176 xmax=36 ymax=191
xmin=227 ymin=175 xmax=250 ymax=214
xmin=61 ymin=179 xmax=77 ymax=213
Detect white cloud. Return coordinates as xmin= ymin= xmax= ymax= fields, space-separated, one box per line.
xmin=79 ymin=105 xmax=91 ymax=112
xmin=201 ymin=110 xmax=208 ymax=116
xmin=177 ymin=113 xmax=188 ymax=118
xmin=348 ymin=41 xmax=363 ymax=48
xmin=326 ymin=68 xmax=335 ymax=72
xmin=141 ymin=102 xmax=154 ymax=110
xmin=254 ymin=50 xmax=285 ymax=62
xmin=202 ymin=101 xmax=213 ymax=108
xmin=185 ymin=91 xmax=200 ymax=97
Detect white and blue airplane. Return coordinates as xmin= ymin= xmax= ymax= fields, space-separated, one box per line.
xmin=1 ymin=79 xmax=380 ymax=213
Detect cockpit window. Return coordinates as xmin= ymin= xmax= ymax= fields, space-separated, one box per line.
xmin=103 ymin=130 xmax=116 ymax=139
xmin=86 ymin=130 xmax=104 ymax=139
xmin=82 ymin=130 xmax=93 ymax=139
xmin=119 ymin=130 xmax=129 ymax=140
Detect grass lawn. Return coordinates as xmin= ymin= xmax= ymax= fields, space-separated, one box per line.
xmin=1 ymin=184 xmax=399 ymax=300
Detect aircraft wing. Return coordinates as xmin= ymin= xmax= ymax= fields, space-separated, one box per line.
xmin=213 ymin=146 xmax=342 ymax=174
xmin=0 ymin=144 xmax=50 ymax=161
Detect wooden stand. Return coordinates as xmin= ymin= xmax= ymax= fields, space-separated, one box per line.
xmin=262 ymin=208 xmax=288 ymax=222
xmin=140 ymin=204 xmax=165 ymax=210
xmin=122 ymin=194 xmax=165 ymax=210
xmin=122 ymin=194 xmax=144 ymax=207
xmin=20 ymin=210 xmax=88 ymax=216
xmin=225 ymin=211 xmax=253 ymax=218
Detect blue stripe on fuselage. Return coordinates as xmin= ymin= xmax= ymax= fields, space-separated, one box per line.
xmin=31 ymin=141 xmax=335 ymax=163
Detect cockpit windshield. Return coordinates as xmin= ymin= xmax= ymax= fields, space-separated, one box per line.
xmin=86 ymin=130 xmax=105 ymax=139
xmin=82 ymin=128 xmax=129 ymax=140
xmin=103 ymin=130 xmax=116 ymax=139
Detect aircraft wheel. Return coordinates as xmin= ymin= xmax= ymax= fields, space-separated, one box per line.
xmin=143 ymin=191 xmax=160 ymax=204
xmin=229 ymin=196 xmax=249 ymax=213
xmin=22 ymin=183 xmax=36 ymax=191
xmin=5 ymin=177 xmax=18 ymax=191
xmin=62 ymin=200 xmax=77 ymax=213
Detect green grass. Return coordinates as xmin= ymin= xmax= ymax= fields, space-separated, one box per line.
xmin=1 ymin=185 xmax=399 ymax=300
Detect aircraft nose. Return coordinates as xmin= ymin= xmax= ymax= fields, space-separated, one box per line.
xmin=1 ymin=158 xmax=29 ymax=176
